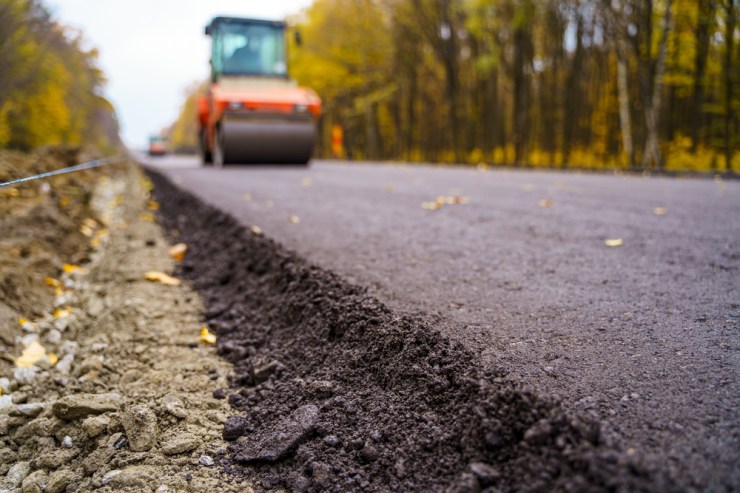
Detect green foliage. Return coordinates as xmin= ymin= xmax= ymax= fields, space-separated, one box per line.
xmin=0 ymin=0 xmax=120 ymax=152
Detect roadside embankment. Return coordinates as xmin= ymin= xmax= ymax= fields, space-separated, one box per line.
xmin=1 ymin=156 xmax=250 ymax=492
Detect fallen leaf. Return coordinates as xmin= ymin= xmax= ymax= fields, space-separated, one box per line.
xmin=63 ymin=263 xmax=86 ymax=274
xmin=83 ymin=218 xmax=98 ymax=229
xmin=18 ymin=318 xmax=29 ymax=325
xmin=538 ymin=199 xmax=553 ymax=208
xmin=251 ymin=225 xmax=263 ymax=235
xmin=653 ymin=207 xmax=667 ymax=216
xmin=144 ymin=271 xmax=181 ymax=286
xmin=168 ymin=243 xmax=188 ymax=262
xmin=90 ymin=229 xmax=109 ymax=248
xmin=199 ymin=326 xmax=217 ymax=345
xmin=243 ymin=193 xmax=253 ymax=202
xmin=59 ymin=197 xmax=70 ymax=208
xmin=422 ymin=201 xmax=441 ymax=210
xmin=147 ymin=200 xmax=160 ymax=211
xmin=605 ymin=238 xmax=624 ymax=247
xmin=139 ymin=212 xmax=156 ymax=222
xmin=301 ymin=177 xmax=313 ymax=187
xmin=15 ymin=341 xmax=47 ymax=368
xmin=49 ymin=353 xmax=58 ymax=366
xmin=53 ymin=307 xmax=72 ymax=318
xmin=80 ymin=224 xmax=94 ymax=237
xmin=289 ymin=215 xmax=300 ymax=224
xmin=45 ymin=277 xmax=64 ymax=297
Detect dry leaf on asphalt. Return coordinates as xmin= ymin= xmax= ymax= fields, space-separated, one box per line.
xmin=144 ymin=271 xmax=181 ymax=286
xmin=538 ymin=199 xmax=553 ymax=208
xmin=422 ymin=201 xmax=441 ymax=210
xmin=605 ymin=238 xmax=624 ymax=247
xmin=653 ymin=207 xmax=667 ymax=216
xmin=199 ymin=327 xmax=217 ymax=345
xmin=168 ymin=243 xmax=188 ymax=262
xmin=251 ymin=225 xmax=263 ymax=235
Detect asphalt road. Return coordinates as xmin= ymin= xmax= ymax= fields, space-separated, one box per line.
xmin=144 ymin=154 xmax=739 ymax=489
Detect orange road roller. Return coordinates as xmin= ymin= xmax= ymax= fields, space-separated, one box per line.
xmin=198 ymin=17 xmax=321 ymax=166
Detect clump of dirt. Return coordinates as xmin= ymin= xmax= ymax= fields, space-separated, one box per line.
xmin=1 ymin=162 xmax=254 ymax=492
xmin=149 ymin=169 xmax=679 ymax=493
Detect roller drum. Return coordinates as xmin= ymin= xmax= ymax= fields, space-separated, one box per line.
xmin=220 ymin=114 xmax=316 ymax=164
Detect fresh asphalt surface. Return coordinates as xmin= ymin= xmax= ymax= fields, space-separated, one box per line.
xmin=144 ymin=154 xmax=739 ymax=488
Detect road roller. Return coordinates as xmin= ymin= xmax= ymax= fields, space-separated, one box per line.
xmin=197 ymin=17 xmax=321 ymax=166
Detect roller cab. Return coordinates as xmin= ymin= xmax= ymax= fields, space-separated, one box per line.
xmin=199 ymin=17 xmax=321 ymax=166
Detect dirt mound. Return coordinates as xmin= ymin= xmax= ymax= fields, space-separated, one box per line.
xmin=149 ymin=168 xmax=678 ymax=493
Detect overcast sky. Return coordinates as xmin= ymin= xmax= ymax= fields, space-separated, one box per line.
xmin=48 ymin=0 xmax=314 ymax=148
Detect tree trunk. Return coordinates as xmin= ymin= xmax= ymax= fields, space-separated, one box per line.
xmin=690 ymin=0 xmax=714 ymax=153
xmin=722 ymin=0 xmax=737 ymax=171
xmin=642 ymin=0 xmax=673 ymax=169
xmin=616 ymin=43 xmax=635 ymax=168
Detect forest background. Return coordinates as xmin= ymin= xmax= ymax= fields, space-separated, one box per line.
xmin=0 ymin=0 xmax=120 ymax=153
xmin=170 ymin=0 xmax=740 ymax=172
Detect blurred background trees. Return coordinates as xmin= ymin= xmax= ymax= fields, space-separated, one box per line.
xmin=0 ymin=0 xmax=120 ymax=152
xmin=275 ymin=0 xmax=737 ymax=171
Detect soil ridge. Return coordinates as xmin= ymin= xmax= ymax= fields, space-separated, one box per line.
xmin=148 ymin=168 xmax=678 ymax=492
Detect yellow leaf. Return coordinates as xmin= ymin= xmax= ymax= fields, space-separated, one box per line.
xmin=139 ymin=212 xmax=156 ymax=222
xmin=538 ymin=199 xmax=553 ymax=208
xmin=289 ymin=215 xmax=300 ymax=224
xmin=144 ymin=271 xmax=181 ymax=286
xmin=147 ymin=200 xmax=160 ymax=211
xmin=653 ymin=207 xmax=667 ymax=216
xmin=251 ymin=225 xmax=263 ymax=235
xmin=83 ymin=218 xmax=98 ymax=229
xmin=45 ymin=277 xmax=61 ymax=288
xmin=199 ymin=326 xmax=217 ymax=345
xmin=15 ymin=341 xmax=47 ymax=368
xmin=59 ymin=197 xmax=69 ymax=208
xmin=168 ymin=243 xmax=188 ymax=262
xmin=18 ymin=318 xmax=28 ymax=325
xmin=49 ymin=353 xmax=58 ymax=366
xmin=53 ymin=307 xmax=72 ymax=318
xmin=63 ymin=263 xmax=85 ymax=274
xmin=605 ymin=238 xmax=624 ymax=247
xmin=422 ymin=201 xmax=441 ymax=210
xmin=7 ymin=187 xmax=20 ymax=197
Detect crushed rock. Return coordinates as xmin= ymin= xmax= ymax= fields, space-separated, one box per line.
xmin=0 ymin=163 xmax=250 ymax=492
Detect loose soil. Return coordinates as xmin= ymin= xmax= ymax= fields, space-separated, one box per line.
xmin=1 ymin=158 xmax=253 ymax=492
xmin=149 ymin=169 xmax=680 ymax=493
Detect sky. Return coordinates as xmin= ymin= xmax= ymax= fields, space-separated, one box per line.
xmin=48 ymin=0 xmax=314 ymax=148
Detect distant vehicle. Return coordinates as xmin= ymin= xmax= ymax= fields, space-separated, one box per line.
xmin=198 ymin=17 xmax=321 ymax=166
xmin=148 ymin=135 xmax=167 ymax=156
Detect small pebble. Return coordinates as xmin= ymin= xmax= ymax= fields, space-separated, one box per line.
xmin=199 ymin=455 xmax=214 ymax=467
xmin=62 ymin=436 xmax=73 ymax=448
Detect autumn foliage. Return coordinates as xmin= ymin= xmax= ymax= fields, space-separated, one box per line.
xmin=0 ymin=0 xmax=120 ymax=152
xmin=168 ymin=0 xmax=738 ymax=172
